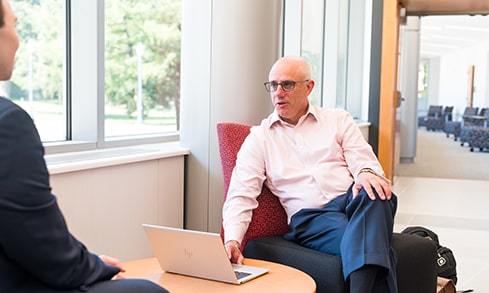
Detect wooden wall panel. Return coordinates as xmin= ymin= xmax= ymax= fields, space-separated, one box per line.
xmin=378 ymin=0 xmax=400 ymax=181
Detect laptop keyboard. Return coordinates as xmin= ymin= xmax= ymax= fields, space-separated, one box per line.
xmin=234 ymin=270 xmax=252 ymax=280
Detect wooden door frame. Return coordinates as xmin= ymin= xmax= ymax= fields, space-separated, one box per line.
xmin=378 ymin=0 xmax=400 ymax=181
xmin=467 ymin=65 xmax=475 ymax=107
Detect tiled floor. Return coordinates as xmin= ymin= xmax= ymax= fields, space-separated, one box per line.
xmin=392 ymin=176 xmax=489 ymax=292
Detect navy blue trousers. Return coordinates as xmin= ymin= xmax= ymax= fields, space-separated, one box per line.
xmin=284 ymin=187 xmax=398 ymax=292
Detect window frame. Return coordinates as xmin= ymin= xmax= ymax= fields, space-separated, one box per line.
xmin=44 ymin=0 xmax=179 ymax=155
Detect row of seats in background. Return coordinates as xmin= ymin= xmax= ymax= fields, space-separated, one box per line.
xmin=418 ymin=105 xmax=489 ymax=152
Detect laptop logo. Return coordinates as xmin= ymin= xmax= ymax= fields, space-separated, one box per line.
xmin=184 ymin=248 xmax=193 ymax=259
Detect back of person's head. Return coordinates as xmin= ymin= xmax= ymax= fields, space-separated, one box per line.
xmin=0 ymin=0 xmax=19 ymax=81
xmin=0 ymin=0 xmax=5 ymax=27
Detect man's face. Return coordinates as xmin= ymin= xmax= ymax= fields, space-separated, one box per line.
xmin=268 ymin=60 xmax=313 ymax=125
xmin=0 ymin=0 xmax=19 ymax=81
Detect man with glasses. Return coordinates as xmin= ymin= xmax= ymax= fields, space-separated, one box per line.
xmin=223 ymin=56 xmax=397 ymax=293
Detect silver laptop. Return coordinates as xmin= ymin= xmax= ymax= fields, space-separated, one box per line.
xmin=142 ymin=224 xmax=269 ymax=284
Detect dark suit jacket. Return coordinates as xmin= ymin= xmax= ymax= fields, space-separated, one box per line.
xmin=0 ymin=97 xmax=119 ymax=292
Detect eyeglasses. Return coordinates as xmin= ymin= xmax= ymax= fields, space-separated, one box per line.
xmin=263 ymin=80 xmax=310 ymax=92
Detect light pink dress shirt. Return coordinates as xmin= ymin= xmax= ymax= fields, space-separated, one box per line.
xmin=222 ymin=105 xmax=385 ymax=244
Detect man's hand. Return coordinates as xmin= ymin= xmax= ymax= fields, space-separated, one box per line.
xmin=99 ymin=254 xmax=126 ymax=279
xmin=225 ymin=240 xmax=244 ymax=265
xmin=353 ymin=171 xmax=391 ymax=200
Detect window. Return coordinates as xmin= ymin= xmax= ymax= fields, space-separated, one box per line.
xmin=418 ymin=60 xmax=429 ymax=114
xmin=301 ymin=0 xmax=324 ymax=107
xmin=2 ymin=0 xmax=182 ymax=149
xmin=3 ymin=0 xmax=67 ymax=142
xmin=104 ymin=0 xmax=181 ymax=138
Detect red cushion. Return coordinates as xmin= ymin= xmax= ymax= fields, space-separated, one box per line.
xmin=217 ymin=122 xmax=289 ymax=249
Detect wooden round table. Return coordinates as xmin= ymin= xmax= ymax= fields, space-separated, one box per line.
xmin=121 ymin=258 xmax=316 ymax=293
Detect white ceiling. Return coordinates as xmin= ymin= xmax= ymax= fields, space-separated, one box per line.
xmin=419 ymin=14 xmax=489 ymax=58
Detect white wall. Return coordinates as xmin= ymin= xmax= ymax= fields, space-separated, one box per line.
xmin=426 ymin=57 xmax=441 ymax=110
xmin=434 ymin=40 xmax=489 ymax=119
xmin=48 ymin=153 xmax=186 ymax=262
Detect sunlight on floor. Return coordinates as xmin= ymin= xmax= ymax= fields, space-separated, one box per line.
xmin=393 ymin=176 xmax=489 ymax=292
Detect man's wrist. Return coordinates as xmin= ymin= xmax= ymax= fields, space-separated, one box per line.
xmin=358 ymin=168 xmax=378 ymax=177
xmin=358 ymin=168 xmax=390 ymax=183
xmin=225 ymin=240 xmax=241 ymax=249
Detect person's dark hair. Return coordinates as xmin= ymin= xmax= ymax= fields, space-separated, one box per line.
xmin=0 ymin=0 xmax=4 ymax=28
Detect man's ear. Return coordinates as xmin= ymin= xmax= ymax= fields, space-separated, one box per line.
xmin=306 ymin=80 xmax=315 ymax=94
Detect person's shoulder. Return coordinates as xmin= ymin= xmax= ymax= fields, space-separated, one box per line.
xmin=0 ymin=96 xmax=15 ymax=108
xmin=0 ymin=96 xmax=34 ymax=126
xmin=249 ymin=118 xmax=267 ymax=134
xmin=0 ymin=96 xmax=25 ymax=115
xmin=313 ymin=106 xmax=352 ymax=119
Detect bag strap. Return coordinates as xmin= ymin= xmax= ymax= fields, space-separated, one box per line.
xmin=437 ymin=277 xmax=455 ymax=293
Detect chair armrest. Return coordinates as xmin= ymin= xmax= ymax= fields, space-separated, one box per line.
xmin=393 ymin=233 xmax=438 ymax=293
xmin=242 ymin=233 xmax=438 ymax=293
xmin=243 ymin=236 xmax=346 ymax=293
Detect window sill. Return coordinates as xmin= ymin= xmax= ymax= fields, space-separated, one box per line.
xmin=46 ymin=142 xmax=189 ymax=175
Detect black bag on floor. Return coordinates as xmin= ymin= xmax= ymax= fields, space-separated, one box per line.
xmin=401 ymin=226 xmax=457 ymax=284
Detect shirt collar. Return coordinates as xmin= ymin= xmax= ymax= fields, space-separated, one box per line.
xmin=268 ymin=104 xmax=318 ymax=128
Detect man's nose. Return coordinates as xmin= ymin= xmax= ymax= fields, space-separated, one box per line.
xmin=275 ymin=84 xmax=286 ymax=94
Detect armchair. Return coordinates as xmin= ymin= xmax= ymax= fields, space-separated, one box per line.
xmin=445 ymin=106 xmax=478 ymax=141
xmin=217 ymin=122 xmax=438 ymax=293
xmin=419 ymin=105 xmax=442 ymax=130
xmin=467 ymin=109 xmax=489 ymax=152
xmin=426 ymin=106 xmax=453 ymax=132
xmin=459 ymin=107 xmax=486 ymax=146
